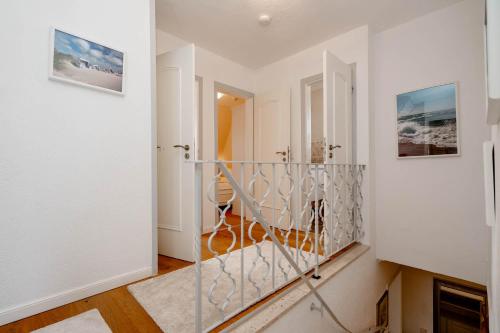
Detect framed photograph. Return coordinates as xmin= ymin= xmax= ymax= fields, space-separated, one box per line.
xmin=376 ymin=290 xmax=389 ymax=328
xmin=396 ymin=83 xmax=459 ymax=158
xmin=49 ymin=28 xmax=125 ymax=95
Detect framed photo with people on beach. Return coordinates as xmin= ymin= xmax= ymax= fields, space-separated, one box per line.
xmin=49 ymin=28 xmax=125 ymax=95
xmin=396 ymin=82 xmax=459 ymax=158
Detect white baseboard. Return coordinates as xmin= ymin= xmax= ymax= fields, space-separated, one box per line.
xmin=0 ymin=266 xmax=152 ymax=326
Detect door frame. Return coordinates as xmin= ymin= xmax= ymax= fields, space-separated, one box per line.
xmin=300 ymin=73 xmax=323 ymax=163
xmin=152 ymin=52 xmax=203 ymax=270
xmin=150 ymin=0 xmax=157 ymax=275
xmin=433 ymin=278 xmax=488 ymax=331
xmin=213 ymin=82 xmax=255 ymax=226
xmin=213 ymin=82 xmax=255 ymax=161
xmin=195 ymin=76 xmax=203 ymax=160
xmin=300 ymin=65 xmax=357 ymax=165
xmin=298 ymin=63 xmax=356 ymax=230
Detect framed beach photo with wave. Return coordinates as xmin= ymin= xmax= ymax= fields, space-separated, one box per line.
xmin=49 ymin=28 xmax=125 ymax=95
xmin=396 ymin=83 xmax=460 ymax=158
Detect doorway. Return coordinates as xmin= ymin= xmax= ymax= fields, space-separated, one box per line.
xmin=434 ymin=279 xmax=488 ymax=332
xmin=301 ymin=73 xmax=324 ymax=163
xmin=213 ymin=83 xmax=254 ymax=229
xmin=156 ymin=45 xmax=200 ymax=263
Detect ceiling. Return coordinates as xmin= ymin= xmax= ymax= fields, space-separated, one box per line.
xmin=156 ymin=0 xmax=463 ymax=69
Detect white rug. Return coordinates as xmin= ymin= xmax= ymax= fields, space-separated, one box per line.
xmin=32 ymin=309 xmax=111 ymax=333
xmin=128 ymin=241 xmax=321 ymax=332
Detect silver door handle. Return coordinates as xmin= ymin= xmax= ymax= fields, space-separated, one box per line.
xmin=173 ymin=144 xmax=190 ymax=151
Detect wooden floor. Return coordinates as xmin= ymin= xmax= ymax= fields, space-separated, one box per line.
xmin=0 ymin=256 xmax=189 ymax=333
xmin=203 ymin=212 xmax=323 ymax=260
xmin=0 ymin=212 xmax=323 ymax=333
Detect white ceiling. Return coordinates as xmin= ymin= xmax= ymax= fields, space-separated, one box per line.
xmin=156 ymin=0 xmax=463 ymax=69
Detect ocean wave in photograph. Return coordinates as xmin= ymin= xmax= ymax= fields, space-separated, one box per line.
xmin=397 ymin=84 xmax=458 ymax=157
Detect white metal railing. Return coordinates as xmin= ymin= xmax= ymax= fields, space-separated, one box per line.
xmin=193 ymin=161 xmax=366 ymax=332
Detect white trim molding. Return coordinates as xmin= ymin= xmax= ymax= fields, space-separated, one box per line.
xmin=0 ymin=267 xmax=152 ymax=326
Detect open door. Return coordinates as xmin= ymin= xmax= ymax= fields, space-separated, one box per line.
xmin=157 ymin=44 xmax=196 ymax=262
xmin=254 ymin=88 xmax=291 ymax=227
xmin=323 ymin=51 xmax=354 ymax=247
xmin=323 ymin=51 xmax=352 ymax=164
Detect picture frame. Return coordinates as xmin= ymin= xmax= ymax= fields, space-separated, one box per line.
xmin=48 ymin=27 xmax=125 ymax=95
xmin=396 ymin=82 xmax=460 ymax=159
xmin=376 ymin=290 xmax=389 ymax=328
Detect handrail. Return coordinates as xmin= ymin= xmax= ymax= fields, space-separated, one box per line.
xmin=216 ymin=161 xmax=353 ymax=333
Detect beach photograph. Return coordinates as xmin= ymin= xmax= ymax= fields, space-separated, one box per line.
xmin=396 ymin=83 xmax=458 ymax=158
xmin=51 ymin=29 xmax=124 ymax=93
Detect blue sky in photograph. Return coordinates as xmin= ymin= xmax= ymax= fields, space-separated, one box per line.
xmin=54 ymin=29 xmax=123 ymax=73
xmin=397 ymin=83 xmax=456 ymax=115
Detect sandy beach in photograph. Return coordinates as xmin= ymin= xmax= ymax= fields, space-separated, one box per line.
xmin=53 ymin=60 xmax=122 ymax=92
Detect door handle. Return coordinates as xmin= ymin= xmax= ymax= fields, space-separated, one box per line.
xmin=173 ymin=144 xmax=190 ymax=151
xmin=328 ymin=145 xmax=341 ymax=158
xmin=275 ymin=151 xmax=287 ymax=156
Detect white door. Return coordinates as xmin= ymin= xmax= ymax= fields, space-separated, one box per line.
xmin=157 ymin=44 xmax=196 ymax=262
xmin=323 ymin=51 xmax=352 ymax=164
xmin=323 ymin=51 xmax=354 ymax=248
xmin=254 ymin=88 xmax=291 ymax=227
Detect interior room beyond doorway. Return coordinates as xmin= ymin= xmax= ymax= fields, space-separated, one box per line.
xmin=214 ymin=84 xmax=254 ymax=231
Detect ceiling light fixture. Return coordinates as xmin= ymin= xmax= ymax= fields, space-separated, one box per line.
xmin=258 ymin=14 xmax=272 ymax=26
xmin=217 ymin=92 xmax=224 ymax=99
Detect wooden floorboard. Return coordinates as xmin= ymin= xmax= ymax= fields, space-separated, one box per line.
xmin=0 ymin=212 xmax=326 ymax=332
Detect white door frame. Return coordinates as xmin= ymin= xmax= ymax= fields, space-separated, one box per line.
xmin=150 ymin=0 xmax=158 ymax=275
xmin=152 ymin=52 xmax=202 ymax=270
xmin=195 ymin=76 xmax=204 ymax=160
xmin=300 ymin=73 xmax=323 ymax=163
xmin=212 ymin=82 xmax=254 ymax=227
xmin=156 ymin=45 xmax=196 ymax=261
xmin=300 ymin=66 xmax=357 ymax=164
xmin=213 ymin=82 xmax=255 ymax=161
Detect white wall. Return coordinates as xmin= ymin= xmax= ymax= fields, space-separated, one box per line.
xmin=374 ymin=0 xmax=490 ymax=284
xmin=401 ymin=267 xmax=433 ymax=333
xmin=156 ymin=30 xmax=256 ymax=232
xmin=388 ymin=271 xmax=403 ymax=333
xmin=489 ymin=124 xmax=500 ymax=332
xmin=0 ymin=0 xmax=154 ymax=325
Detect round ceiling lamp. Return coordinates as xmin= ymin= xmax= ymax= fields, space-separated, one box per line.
xmin=258 ymin=14 xmax=272 ymax=26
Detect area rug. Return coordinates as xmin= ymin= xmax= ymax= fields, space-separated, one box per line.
xmin=32 ymin=309 xmax=111 ymax=333
xmin=128 ymin=241 xmax=322 ymax=332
